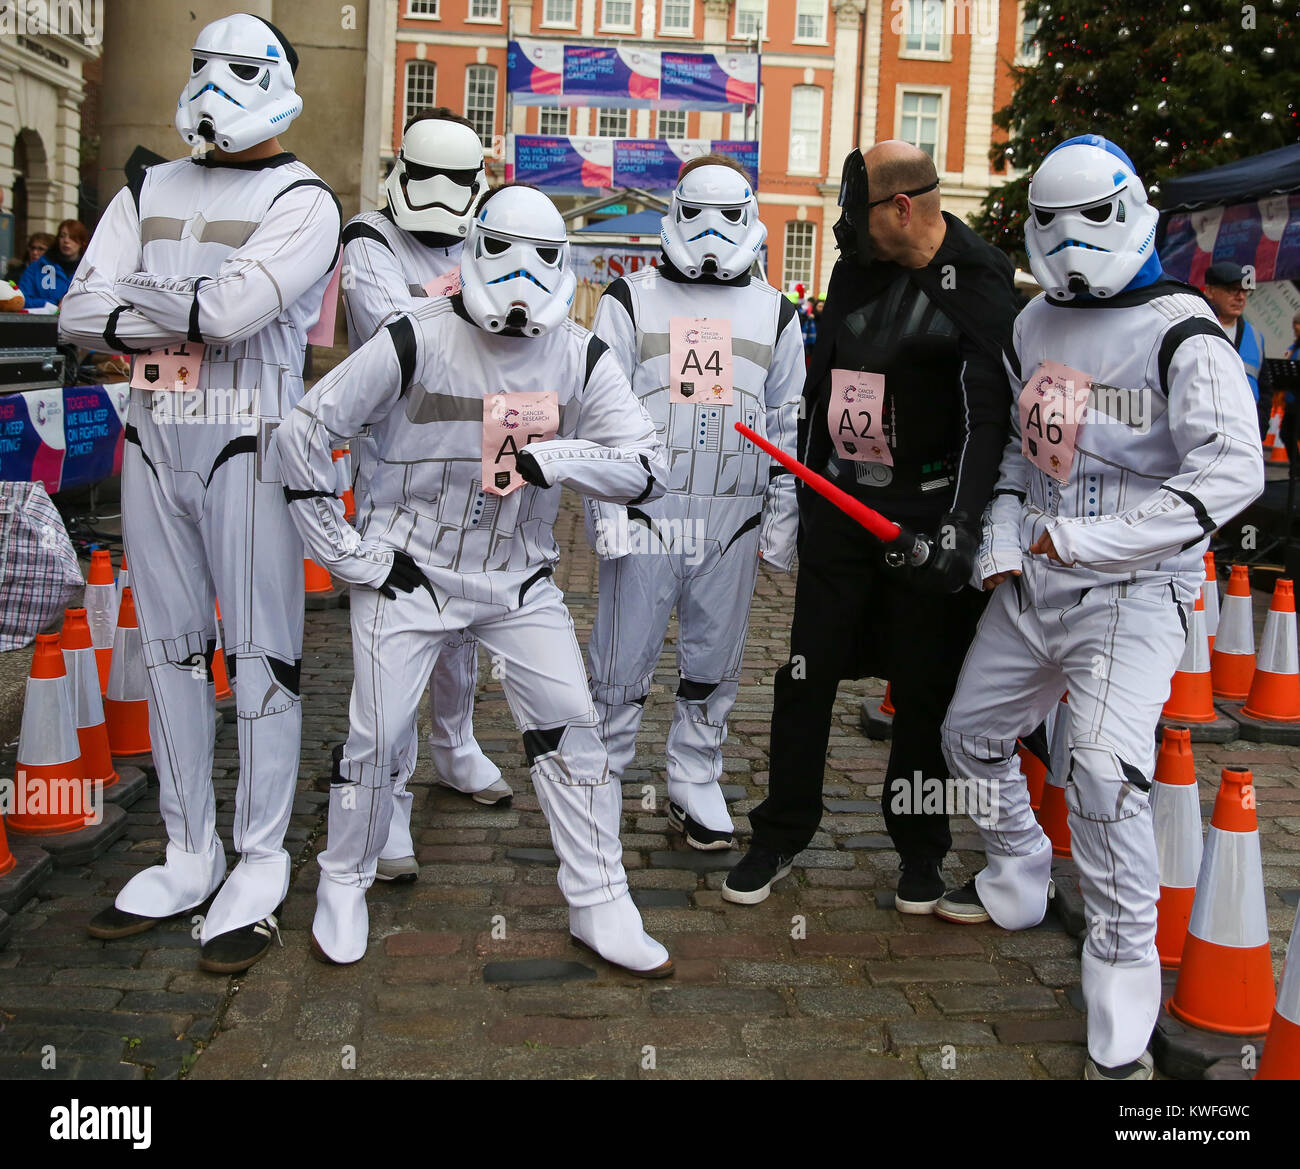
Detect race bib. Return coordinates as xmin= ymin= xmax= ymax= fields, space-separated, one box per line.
xmin=482 ymin=391 xmax=559 ymax=497
xmin=1019 ymin=360 xmax=1091 ymax=484
xmin=129 ymin=342 xmax=205 ymax=392
xmin=828 ymin=369 xmax=891 ymax=465
xmin=425 ymin=267 xmax=462 ymax=299
xmin=669 ymin=317 xmax=733 ymax=405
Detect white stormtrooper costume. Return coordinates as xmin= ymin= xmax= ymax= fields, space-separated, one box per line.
xmin=60 ymin=14 xmax=340 ymax=968
xmin=341 ymin=112 xmax=505 ymax=875
xmin=274 ymin=186 xmax=674 ymax=975
xmin=939 ymin=137 xmax=1263 ymax=1075
xmin=586 ymin=163 xmax=802 ymax=847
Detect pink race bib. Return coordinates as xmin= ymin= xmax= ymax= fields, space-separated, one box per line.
xmin=828 ymin=370 xmax=891 ymax=465
xmin=482 ymin=391 xmax=559 ymax=496
xmin=130 ymin=342 xmax=206 ymax=392
xmin=425 ymin=268 xmax=462 ymax=298
xmin=669 ymin=317 xmax=733 ymax=405
xmin=1019 ymin=360 xmax=1091 ymax=484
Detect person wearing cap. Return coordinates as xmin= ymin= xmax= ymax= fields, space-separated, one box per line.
xmin=723 ymin=141 xmax=1020 ymax=908
xmin=1202 ymin=260 xmax=1268 ymax=435
xmin=337 ymin=107 xmax=513 ymax=887
xmin=60 ymin=13 xmax=341 ymax=974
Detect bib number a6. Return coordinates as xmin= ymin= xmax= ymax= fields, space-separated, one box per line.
xmin=1019 ymin=360 xmax=1091 ymax=484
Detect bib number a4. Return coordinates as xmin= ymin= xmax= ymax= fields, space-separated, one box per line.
xmin=1019 ymin=360 xmax=1091 ymax=484
xmin=130 ymin=342 xmax=206 ymax=392
xmin=828 ymin=370 xmax=891 ymax=465
xmin=669 ymin=317 xmax=733 ymax=405
xmin=482 ymin=391 xmax=559 ymax=496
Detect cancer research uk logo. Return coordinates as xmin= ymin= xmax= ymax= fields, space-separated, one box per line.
xmin=50 ymin=1100 xmax=151 ymax=1150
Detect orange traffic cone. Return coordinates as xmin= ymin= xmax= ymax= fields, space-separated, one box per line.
xmin=1268 ymin=407 xmax=1289 ymax=465
xmin=104 ymin=587 xmax=151 ymax=757
xmin=305 ymin=558 xmax=333 ymax=596
xmin=880 ymin=683 xmax=895 ymax=718
xmin=59 ymin=608 xmax=119 ymax=792
xmin=0 ymin=814 xmax=14 ymax=877
xmin=1150 ymin=727 xmax=1202 ymax=969
xmin=1167 ymin=766 xmax=1275 ymax=1035
xmin=212 ymin=603 xmax=233 ymax=702
xmin=333 ymin=448 xmax=356 ymax=523
xmin=116 ymin=551 xmax=129 ymax=602
xmin=1240 ymin=578 xmax=1300 ymax=724
xmin=85 ymin=549 xmax=118 ymax=695
xmin=6 ymin=634 xmax=92 ymax=835
xmin=1018 ymin=742 xmax=1046 ymax=812
xmin=1161 ymin=592 xmax=1217 ymax=723
xmin=1202 ymin=552 xmax=1220 ymax=652
xmin=1211 ymin=565 xmax=1256 ymax=700
xmin=1037 ymin=694 xmax=1072 ymax=857
xmin=1257 ymin=901 xmax=1300 ymax=1079
xmin=860 ymin=682 xmax=894 ymax=739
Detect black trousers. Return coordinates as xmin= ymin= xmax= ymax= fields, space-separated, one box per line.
xmin=748 ymin=490 xmax=987 ymax=862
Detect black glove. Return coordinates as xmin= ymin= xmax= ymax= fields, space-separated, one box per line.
xmin=913 ymin=511 xmax=978 ymax=595
xmin=515 ymin=449 xmax=549 ymax=488
xmin=377 ymin=549 xmax=429 ymax=600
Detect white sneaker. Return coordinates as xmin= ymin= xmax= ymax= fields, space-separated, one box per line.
xmin=569 ymin=894 xmax=674 ymax=978
xmin=311 ymin=874 xmax=370 ymax=965
xmin=437 ymin=777 xmax=514 ymax=806
xmin=376 ymin=855 xmax=419 ymax=882
xmin=1084 ymin=1051 xmax=1154 ymax=1080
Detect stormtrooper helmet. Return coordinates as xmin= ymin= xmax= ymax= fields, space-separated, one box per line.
xmin=1025 ymin=135 xmax=1160 ymax=302
xmin=459 ymin=185 xmax=576 ymax=337
xmin=384 ymin=111 xmax=486 ymax=237
xmin=660 ymin=160 xmax=765 ymax=280
xmin=175 ymin=13 xmax=302 ymax=153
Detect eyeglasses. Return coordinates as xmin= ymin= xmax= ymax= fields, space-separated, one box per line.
xmin=864 ymin=180 xmax=939 ymax=209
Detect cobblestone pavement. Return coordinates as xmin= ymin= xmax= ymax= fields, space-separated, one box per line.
xmin=2 ymin=497 xmax=1299 ymax=1080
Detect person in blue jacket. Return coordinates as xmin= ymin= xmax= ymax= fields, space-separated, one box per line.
xmin=18 ymin=219 xmax=87 ymax=308
xmin=1202 ymin=261 xmax=1268 ymax=435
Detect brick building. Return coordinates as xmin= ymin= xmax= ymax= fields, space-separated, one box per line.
xmin=382 ymin=0 xmax=1038 ymax=295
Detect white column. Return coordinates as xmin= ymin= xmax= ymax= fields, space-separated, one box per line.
xmin=961 ymin=0 xmax=999 ymax=192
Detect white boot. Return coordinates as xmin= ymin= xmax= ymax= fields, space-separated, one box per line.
xmin=312 ymin=871 xmax=370 ymax=965
xmin=570 ymin=893 xmax=673 ymax=977
xmin=115 ymin=834 xmax=226 ymax=919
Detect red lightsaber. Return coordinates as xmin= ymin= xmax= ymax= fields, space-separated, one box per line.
xmin=735 ymin=421 xmax=933 ymax=568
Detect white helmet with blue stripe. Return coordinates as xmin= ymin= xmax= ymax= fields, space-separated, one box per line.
xmin=1025 ymin=135 xmax=1160 ymax=302
xmin=660 ymin=161 xmax=765 ymax=280
xmin=175 ymin=13 xmax=302 ymax=153
xmin=459 ymin=185 xmax=576 ymax=338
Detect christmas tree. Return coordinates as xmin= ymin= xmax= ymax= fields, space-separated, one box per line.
xmin=974 ymin=0 xmax=1300 ymax=258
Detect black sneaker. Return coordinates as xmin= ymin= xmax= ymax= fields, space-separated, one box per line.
xmin=87 ymin=905 xmax=168 ymax=940
xmin=667 ymin=801 xmax=735 ymax=852
xmin=198 ymin=910 xmax=283 ymax=974
xmin=721 ymin=845 xmax=794 ymax=905
xmin=934 ymin=877 xmax=992 ymax=924
xmin=895 ymin=859 xmax=945 ymax=915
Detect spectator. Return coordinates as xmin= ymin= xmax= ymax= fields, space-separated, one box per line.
xmin=801 ymin=295 xmax=818 ymax=361
xmin=7 ymin=232 xmax=56 ymax=282
xmin=1287 ymin=309 xmax=1300 ymax=361
xmin=1202 ymin=260 xmax=1268 ymax=434
xmin=17 ymin=219 xmax=88 ymax=308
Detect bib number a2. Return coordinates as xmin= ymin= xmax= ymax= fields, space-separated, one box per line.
xmin=828 ymin=369 xmax=891 ymax=465
xmin=1019 ymin=360 xmax=1091 ymax=484
xmin=130 ymin=342 xmax=206 ymax=392
xmin=482 ymin=391 xmax=559 ymax=497
xmin=669 ymin=317 xmax=733 ymax=405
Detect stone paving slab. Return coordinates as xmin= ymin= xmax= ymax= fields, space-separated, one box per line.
xmin=1 ymin=497 xmax=1297 ymax=1080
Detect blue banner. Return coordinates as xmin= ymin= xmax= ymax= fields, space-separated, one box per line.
xmin=0 ymin=385 xmax=128 ymax=496
xmin=508 ymin=136 xmax=759 ymax=192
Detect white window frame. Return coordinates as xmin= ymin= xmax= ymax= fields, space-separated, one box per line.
xmin=660 ymin=0 xmax=694 ymax=37
xmin=403 ymin=60 xmax=437 ymax=127
xmin=895 ymin=85 xmax=947 ymax=172
xmin=406 ymin=0 xmax=440 ymax=18
xmin=596 ymin=108 xmax=631 ymax=138
xmin=793 ymin=0 xmax=828 ymax=45
xmin=540 ymin=0 xmax=578 ymax=29
xmin=600 ymin=0 xmax=637 ymax=32
xmin=656 ymin=109 xmax=688 ymax=139
xmin=1016 ymin=3 xmax=1041 ymax=65
xmin=899 ymin=0 xmax=951 ymax=61
xmin=787 ymin=85 xmax=823 ymax=176
xmin=466 ymin=0 xmax=503 ymax=24
xmin=465 ymin=65 xmax=498 ymax=146
xmin=734 ymin=0 xmax=768 ymax=41
xmin=782 ymin=221 xmax=817 ymax=294
xmin=538 ymin=107 xmax=571 ymax=136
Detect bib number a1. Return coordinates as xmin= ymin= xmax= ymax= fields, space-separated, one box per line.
xmin=1019 ymin=360 xmax=1091 ymax=484
xmin=482 ymin=391 xmax=559 ymax=497
xmin=669 ymin=317 xmax=733 ymax=405
xmin=828 ymin=369 xmax=891 ymax=465
xmin=130 ymin=342 xmax=205 ymax=392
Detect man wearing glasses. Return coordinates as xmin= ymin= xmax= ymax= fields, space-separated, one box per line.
xmin=1201 ymin=261 xmax=1268 ymax=437
xmin=724 ymin=141 xmax=1020 ymax=909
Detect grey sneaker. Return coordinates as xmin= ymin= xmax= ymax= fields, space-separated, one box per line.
xmin=470 ymin=779 xmax=513 ymax=806
xmin=934 ymin=878 xmax=991 ymax=924
xmin=1084 ymin=1051 xmax=1154 ymax=1080
xmin=376 ymin=855 xmax=419 ymax=883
